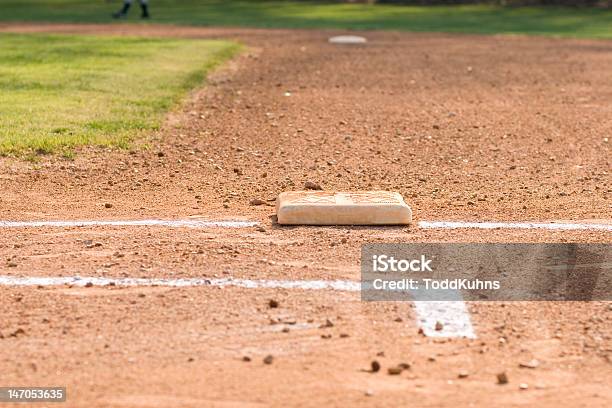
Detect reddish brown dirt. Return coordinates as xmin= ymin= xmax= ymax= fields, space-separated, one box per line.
xmin=0 ymin=24 xmax=610 ymax=407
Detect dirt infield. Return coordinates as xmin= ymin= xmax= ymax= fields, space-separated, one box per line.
xmin=0 ymin=24 xmax=610 ymax=407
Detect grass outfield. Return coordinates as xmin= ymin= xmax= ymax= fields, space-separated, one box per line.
xmin=0 ymin=34 xmax=239 ymax=156
xmin=2 ymin=1 xmax=612 ymax=38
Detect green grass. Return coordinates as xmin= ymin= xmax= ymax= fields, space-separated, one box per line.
xmin=0 ymin=33 xmax=239 ymax=155
xmin=1 ymin=1 xmax=612 ymax=39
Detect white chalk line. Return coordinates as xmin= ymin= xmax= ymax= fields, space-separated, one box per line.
xmin=0 ymin=275 xmax=475 ymax=339
xmin=0 ymin=220 xmax=258 ymax=228
xmin=419 ymin=220 xmax=612 ymax=232
xmin=0 ymin=219 xmax=609 ymax=232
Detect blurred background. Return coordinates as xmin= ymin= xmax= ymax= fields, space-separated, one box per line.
xmin=1 ymin=1 xmax=610 ymax=38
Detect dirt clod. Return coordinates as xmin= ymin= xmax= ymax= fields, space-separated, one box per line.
xmin=263 ymin=355 xmax=274 ymax=365
xmin=304 ymin=181 xmax=323 ymax=190
xmin=388 ymin=366 xmax=403 ymax=375
xmin=320 ymin=319 xmax=334 ymax=328
xmin=519 ymin=359 xmax=540 ymax=369
xmin=497 ymin=372 xmax=509 ymax=385
xmin=10 ymin=328 xmax=25 ymax=337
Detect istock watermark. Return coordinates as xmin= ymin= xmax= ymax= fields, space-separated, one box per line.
xmin=361 ymin=243 xmax=611 ymax=301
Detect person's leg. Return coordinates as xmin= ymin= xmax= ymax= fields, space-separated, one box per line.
xmin=112 ymin=0 xmax=132 ymax=18
xmin=139 ymin=0 xmax=150 ymax=19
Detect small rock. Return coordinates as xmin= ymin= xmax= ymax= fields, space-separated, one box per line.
xmin=104 ymin=203 xmax=113 ymax=208
xmin=320 ymin=318 xmax=334 ymax=328
xmin=370 ymin=360 xmax=381 ymax=373
xmin=250 ymin=198 xmax=266 ymax=206
xmin=340 ymin=333 xmax=349 ymax=338
xmin=256 ymin=226 xmax=266 ymax=232
xmin=84 ymin=282 xmax=94 ymax=288
xmin=435 ymin=321 xmax=444 ymax=331
xmin=243 ymin=356 xmax=251 ymax=362
xmin=263 ymin=355 xmax=274 ymax=365
xmin=10 ymin=328 xmax=25 ymax=337
xmin=458 ymin=370 xmax=469 ymax=378
xmin=7 ymin=262 xmax=17 ymax=268
xmin=304 ymin=181 xmax=323 ymax=190
xmin=365 ymin=390 xmax=373 ymax=397
xmin=387 ymin=366 xmax=403 ymax=375
xmin=398 ymin=363 xmax=411 ymax=370
xmin=268 ymin=299 xmax=279 ymax=308
xmin=519 ymin=383 xmax=529 ymax=390
xmin=497 ymin=372 xmax=509 ymax=385
xmin=157 ymin=152 xmax=165 ymax=157
xmin=519 ymin=359 xmax=540 ymax=369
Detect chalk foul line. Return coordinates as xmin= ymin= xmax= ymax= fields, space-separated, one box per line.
xmin=0 ymin=220 xmax=258 ymax=228
xmin=0 ymin=275 xmax=475 ymax=339
xmin=0 ymin=219 xmax=609 ymax=231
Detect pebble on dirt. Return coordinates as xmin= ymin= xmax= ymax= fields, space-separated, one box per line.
xmin=458 ymin=370 xmax=469 ymax=378
xmin=387 ymin=366 xmax=403 ymax=375
xmin=263 ymin=355 xmax=274 ymax=365
xmin=10 ymin=328 xmax=25 ymax=337
xmin=268 ymin=299 xmax=279 ymax=308
xmin=242 ymin=356 xmax=251 ymax=362
xmin=519 ymin=359 xmax=540 ymax=369
xmin=370 ymin=360 xmax=381 ymax=373
xmin=304 ymin=181 xmax=323 ymax=190
xmin=435 ymin=321 xmax=444 ymax=331
xmin=250 ymin=198 xmax=267 ymax=206
xmin=497 ymin=372 xmax=509 ymax=385
xmin=320 ymin=318 xmax=334 ymax=328
xmin=104 ymin=203 xmax=113 ymax=208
